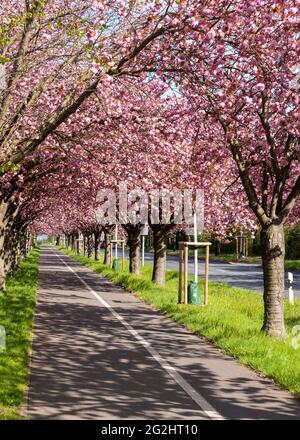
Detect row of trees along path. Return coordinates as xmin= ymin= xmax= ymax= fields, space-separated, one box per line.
xmin=0 ymin=0 xmax=299 ymax=339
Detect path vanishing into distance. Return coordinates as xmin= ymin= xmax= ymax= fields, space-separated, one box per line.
xmin=27 ymin=247 xmax=300 ymax=420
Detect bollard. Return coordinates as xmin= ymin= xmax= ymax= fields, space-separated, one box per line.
xmin=288 ymin=272 xmax=294 ymax=304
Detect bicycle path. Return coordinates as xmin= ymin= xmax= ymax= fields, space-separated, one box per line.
xmin=27 ymin=248 xmax=300 ymax=420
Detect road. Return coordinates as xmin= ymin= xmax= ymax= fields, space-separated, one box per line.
xmin=27 ymin=248 xmax=300 ymax=420
xmin=137 ymin=251 xmax=300 ymax=299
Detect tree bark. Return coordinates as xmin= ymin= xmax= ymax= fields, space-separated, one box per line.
xmin=104 ymin=232 xmax=112 ymax=266
xmin=0 ymin=199 xmax=20 ymax=291
xmin=175 ymin=232 xmax=180 ymax=251
xmin=87 ymin=234 xmax=92 ymax=258
xmin=94 ymin=230 xmax=101 ymax=261
xmin=6 ymin=218 xmax=24 ymax=274
xmin=214 ymin=239 xmax=221 ymax=256
xmin=76 ymin=234 xmax=81 ymax=255
xmin=129 ymin=234 xmax=140 ymax=275
xmin=19 ymin=229 xmax=27 ymax=260
xmin=71 ymin=234 xmax=76 ymax=252
xmin=151 ymin=225 xmax=169 ymax=286
xmin=123 ymin=224 xmax=143 ymax=275
xmin=261 ymin=223 xmax=286 ymax=338
xmin=94 ymin=232 xmax=100 ymax=261
xmin=0 ymin=201 xmax=8 ymax=290
xmin=83 ymin=235 xmax=87 ymax=256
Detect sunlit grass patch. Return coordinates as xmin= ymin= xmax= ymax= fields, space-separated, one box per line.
xmin=0 ymin=248 xmax=40 ymax=420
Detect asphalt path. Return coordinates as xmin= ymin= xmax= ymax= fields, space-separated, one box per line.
xmin=27 ymin=248 xmax=300 ymax=420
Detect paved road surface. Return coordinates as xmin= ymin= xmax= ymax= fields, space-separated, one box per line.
xmin=122 ymin=250 xmax=300 ymax=299
xmin=27 ymin=248 xmax=300 ymax=420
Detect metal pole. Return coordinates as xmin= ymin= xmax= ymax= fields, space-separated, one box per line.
xmin=194 ymin=212 xmax=198 ymax=283
xmin=122 ymin=242 xmax=125 ymax=270
xmin=184 ymin=244 xmax=188 ymax=304
xmin=288 ymin=272 xmax=294 ymax=304
xmin=142 ymin=235 xmax=145 ymax=266
xmin=115 ymin=224 xmax=118 ymax=260
xmin=178 ymin=245 xmax=183 ymax=304
xmin=204 ymin=245 xmax=209 ymax=305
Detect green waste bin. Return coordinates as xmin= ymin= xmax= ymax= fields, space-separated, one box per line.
xmin=112 ymin=258 xmax=119 ymax=271
xmin=188 ymin=282 xmax=201 ymax=304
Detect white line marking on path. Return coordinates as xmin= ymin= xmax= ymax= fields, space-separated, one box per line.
xmin=54 ymin=250 xmax=225 ymax=421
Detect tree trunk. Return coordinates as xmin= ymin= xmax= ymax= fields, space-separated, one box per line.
xmin=87 ymin=234 xmax=93 ymax=258
xmin=128 ymin=234 xmax=140 ymax=275
xmin=71 ymin=234 xmax=76 ymax=252
xmin=94 ymin=231 xmax=100 ymax=261
xmin=175 ymin=232 xmax=180 ymax=250
xmin=0 ymin=200 xmax=20 ymax=291
xmin=123 ymin=224 xmax=143 ymax=275
xmin=76 ymin=234 xmax=81 ymax=255
xmin=151 ymin=226 xmax=167 ymax=286
xmin=104 ymin=232 xmax=112 ymax=266
xmin=83 ymin=235 xmax=87 ymax=256
xmin=19 ymin=229 xmax=27 ymax=260
xmin=214 ymin=239 xmax=221 ymax=256
xmin=6 ymin=220 xmax=22 ymax=274
xmin=261 ymin=223 xmax=286 ymax=338
xmin=0 ymin=201 xmax=9 ymax=290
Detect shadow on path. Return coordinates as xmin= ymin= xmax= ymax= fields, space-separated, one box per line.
xmin=27 ymin=248 xmax=300 ymax=420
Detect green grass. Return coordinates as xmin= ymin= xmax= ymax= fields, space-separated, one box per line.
xmin=60 ymin=247 xmax=300 ymax=398
xmin=168 ymin=249 xmax=300 ymax=269
xmin=0 ymin=248 xmax=40 ymax=420
xmin=285 ymin=260 xmax=300 ymax=271
xmin=164 ymin=249 xmax=261 ymax=264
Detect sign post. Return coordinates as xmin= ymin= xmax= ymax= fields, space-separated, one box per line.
xmin=194 ymin=213 xmax=198 ymax=283
xmin=140 ymin=225 xmax=149 ymax=267
xmin=115 ymin=224 xmax=118 ymax=261
xmin=288 ymin=272 xmax=294 ymax=304
xmin=142 ymin=236 xmax=145 ymax=266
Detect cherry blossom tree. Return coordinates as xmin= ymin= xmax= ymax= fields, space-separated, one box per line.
xmin=23 ymin=76 xmax=255 ymax=287
xmin=160 ymin=0 xmax=300 ymax=337
xmin=3 ymin=0 xmax=297 ymax=340
xmin=0 ymin=0 xmax=183 ymax=289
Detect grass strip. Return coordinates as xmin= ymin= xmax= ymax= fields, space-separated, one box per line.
xmin=0 ymin=248 xmax=40 ymax=420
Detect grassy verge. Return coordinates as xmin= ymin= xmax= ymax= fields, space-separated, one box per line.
xmin=0 ymin=248 xmax=40 ymax=420
xmin=285 ymin=261 xmax=300 ymax=271
xmin=60 ymin=247 xmax=300 ymax=398
xmin=164 ymin=249 xmax=261 ymax=264
xmin=167 ymin=249 xmax=300 ymax=270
